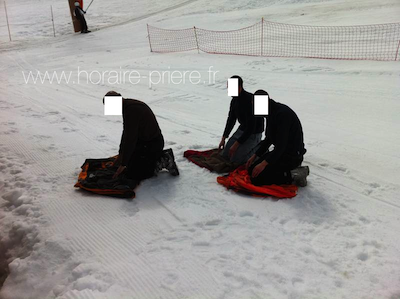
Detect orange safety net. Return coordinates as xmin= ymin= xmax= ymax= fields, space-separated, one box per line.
xmin=147 ymin=20 xmax=400 ymax=61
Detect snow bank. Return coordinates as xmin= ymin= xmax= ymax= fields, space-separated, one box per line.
xmin=0 ymin=149 xmax=42 ymax=290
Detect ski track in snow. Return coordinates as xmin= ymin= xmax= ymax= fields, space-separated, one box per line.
xmin=1 ymin=56 xmax=400 ymax=297
xmin=1 ymin=0 xmax=400 ymax=298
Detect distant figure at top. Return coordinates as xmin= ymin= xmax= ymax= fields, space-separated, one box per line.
xmin=74 ymin=1 xmax=90 ymax=34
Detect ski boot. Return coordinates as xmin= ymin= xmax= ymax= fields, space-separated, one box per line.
xmin=155 ymin=148 xmax=179 ymax=176
xmin=291 ymin=166 xmax=310 ymax=187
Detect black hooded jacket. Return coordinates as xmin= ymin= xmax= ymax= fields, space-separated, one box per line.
xmin=119 ymin=99 xmax=162 ymax=166
xmin=255 ymin=99 xmax=306 ymax=165
xmin=74 ymin=6 xmax=85 ymax=19
xmin=223 ymin=90 xmax=264 ymax=143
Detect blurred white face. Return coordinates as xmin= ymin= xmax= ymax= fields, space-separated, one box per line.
xmin=254 ymin=95 xmax=269 ymax=116
xmin=227 ymin=78 xmax=240 ymax=97
xmin=74 ymin=2 xmax=79 ymax=6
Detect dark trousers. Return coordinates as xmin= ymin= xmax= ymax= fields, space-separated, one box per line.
xmin=249 ymin=154 xmax=303 ymax=186
xmin=126 ymin=134 xmax=164 ymax=181
xmin=77 ymin=16 xmax=88 ymax=32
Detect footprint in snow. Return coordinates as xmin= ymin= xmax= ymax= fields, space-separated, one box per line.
xmin=2 ymin=189 xmax=24 ymax=206
xmin=192 ymin=241 xmax=210 ymax=246
xmin=334 ymin=166 xmax=347 ymax=173
xmin=358 ymin=216 xmax=371 ymax=224
xmin=30 ymin=113 xmax=45 ymax=119
xmin=1 ymin=128 xmax=19 ymax=135
xmin=46 ymin=111 xmax=60 ymax=115
xmin=369 ymin=182 xmax=380 ymax=188
xmin=173 ymin=130 xmax=190 ymax=135
xmin=189 ymin=144 xmax=210 ymax=150
xmin=362 ymin=240 xmax=382 ymax=249
xmin=357 ymin=252 xmax=368 ymax=261
xmin=96 ymin=135 xmax=108 ymax=142
xmin=9 ymin=169 xmax=22 ymax=175
xmin=120 ymin=200 xmax=139 ymax=217
xmin=205 ymin=219 xmax=221 ymax=226
xmin=161 ymin=273 xmax=179 ymax=290
xmin=33 ymin=134 xmax=51 ymax=140
xmin=62 ymin=127 xmax=78 ymax=133
xmin=239 ymin=211 xmax=254 ymax=217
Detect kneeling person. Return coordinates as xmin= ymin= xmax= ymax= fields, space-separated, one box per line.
xmin=219 ymin=76 xmax=264 ymax=165
xmin=103 ymin=91 xmax=179 ymax=181
xmin=246 ymin=90 xmax=309 ymax=187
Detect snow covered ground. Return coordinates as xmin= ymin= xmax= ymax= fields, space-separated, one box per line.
xmin=1 ymin=0 xmax=400 ymax=298
xmin=0 ymin=0 xmax=189 ymax=43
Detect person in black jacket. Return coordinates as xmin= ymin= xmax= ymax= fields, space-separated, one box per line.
xmin=246 ymin=90 xmax=309 ymax=186
xmin=74 ymin=1 xmax=90 ymax=34
xmin=219 ymin=76 xmax=264 ymax=165
xmin=103 ymin=91 xmax=179 ymax=181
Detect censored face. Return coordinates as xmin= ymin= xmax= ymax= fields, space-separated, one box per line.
xmin=227 ymin=78 xmax=240 ymax=97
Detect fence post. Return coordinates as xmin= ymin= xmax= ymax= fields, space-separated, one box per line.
xmin=261 ymin=17 xmax=264 ymax=56
xmin=51 ymin=5 xmax=56 ymax=37
xmin=4 ymin=1 xmax=11 ymax=41
xmin=147 ymin=24 xmax=153 ymax=52
xmin=395 ymin=40 xmax=400 ymax=61
xmin=194 ymin=26 xmax=200 ymax=54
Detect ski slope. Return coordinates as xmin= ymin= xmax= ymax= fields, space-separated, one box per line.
xmin=1 ymin=0 xmax=400 ymax=298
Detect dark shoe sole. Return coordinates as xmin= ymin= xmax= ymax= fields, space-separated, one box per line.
xmin=164 ymin=148 xmax=179 ymax=176
xmin=291 ymin=166 xmax=309 ymax=187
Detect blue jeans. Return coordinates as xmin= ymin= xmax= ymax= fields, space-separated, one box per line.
xmin=222 ymin=129 xmax=262 ymax=165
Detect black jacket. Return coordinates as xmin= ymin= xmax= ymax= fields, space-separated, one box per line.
xmin=74 ymin=6 xmax=85 ymax=19
xmin=223 ymin=90 xmax=264 ymax=144
xmin=119 ymin=99 xmax=162 ymax=166
xmin=255 ymin=99 xmax=306 ymax=165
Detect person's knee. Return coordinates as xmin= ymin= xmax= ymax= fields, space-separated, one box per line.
xmin=250 ymin=174 xmax=264 ymax=186
xmin=229 ymin=153 xmax=247 ymax=165
xmin=221 ymin=146 xmax=229 ymax=159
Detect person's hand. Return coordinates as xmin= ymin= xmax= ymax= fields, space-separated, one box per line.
xmin=106 ymin=156 xmax=120 ymax=168
xmin=246 ymin=154 xmax=257 ymax=170
xmin=83 ymin=10 xmax=86 ymax=14
xmin=112 ymin=156 xmax=121 ymax=167
xmin=113 ymin=165 xmax=126 ymax=179
xmin=251 ymin=160 xmax=268 ymax=178
xmin=218 ymin=137 xmax=226 ymax=152
xmin=229 ymin=141 xmax=240 ymax=158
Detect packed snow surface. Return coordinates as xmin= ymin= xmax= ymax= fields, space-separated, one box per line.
xmin=0 ymin=0 xmax=400 ymax=298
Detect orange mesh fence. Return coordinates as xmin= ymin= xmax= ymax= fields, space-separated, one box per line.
xmin=147 ymin=25 xmax=198 ymax=53
xmin=196 ymin=22 xmax=262 ymax=56
xmin=147 ymin=19 xmax=400 ymax=61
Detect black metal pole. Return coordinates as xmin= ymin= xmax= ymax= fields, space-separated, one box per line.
xmin=4 ymin=1 xmax=11 ymax=41
xmin=51 ymin=5 xmax=56 ymax=37
xmin=85 ymin=0 xmax=94 ymax=12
